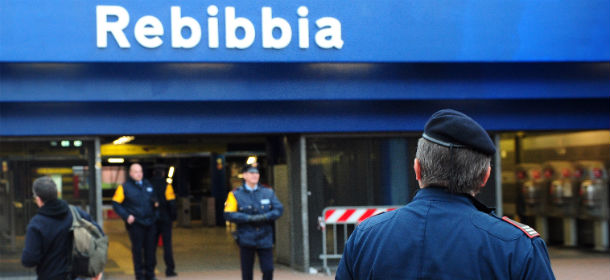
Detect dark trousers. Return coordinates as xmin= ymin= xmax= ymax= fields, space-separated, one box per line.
xmin=239 ymin=246 xmax=274 ymax=280
xmin=155 ymin=220 xmax=175 ymax=275
xmin=126 ymin=222 xmax=157 ymax=280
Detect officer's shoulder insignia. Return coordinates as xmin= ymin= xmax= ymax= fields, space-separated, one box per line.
xmin=372 ymin=211 xmax=386 ymax=218
xmin=501 ymin=216 xmax=540 ymax=239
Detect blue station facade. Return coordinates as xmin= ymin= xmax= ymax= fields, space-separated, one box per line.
xmin=1 ymin=0 xmax=609 ymax=272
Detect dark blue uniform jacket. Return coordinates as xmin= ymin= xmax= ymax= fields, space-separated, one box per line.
xmin=112 ymin=179 xmax=158 ymax=226
xmin=224 ymin=185 xmax=283 ymax=248
xmin=151 ymin=176 xmax=177 ymax=223
xmin=336 ymin=187 xmax=555 ymax=280
xmin=22 ymin=199 xmax=102 ymax=280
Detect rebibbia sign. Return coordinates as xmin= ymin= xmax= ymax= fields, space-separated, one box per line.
xmin=1 ymin=0 xmax=609 ymax=62
xmin=96 ymin=5 xmax=344 ymax=50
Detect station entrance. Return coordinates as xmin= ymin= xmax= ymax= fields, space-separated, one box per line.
xmin=1 ymin=130 xmax=609 ymax=277
xmin=0 ymin=134 xmax=280 ymax=277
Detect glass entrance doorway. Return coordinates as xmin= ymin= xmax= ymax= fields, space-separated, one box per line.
xmin=0 ymin=134 xmax=274 ymax=278
xmin=0 ymin=138 xmax=96 ymax=277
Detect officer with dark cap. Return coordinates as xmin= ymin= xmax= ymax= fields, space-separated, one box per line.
xmin=336 ymin=109 xmax=555 ymax=279
xmin=224 ymin=163 xmax=284 ymax=280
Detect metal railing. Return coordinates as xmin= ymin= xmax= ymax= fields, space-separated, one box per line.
xmin=318 ymin=206 xmax=399 ymax=275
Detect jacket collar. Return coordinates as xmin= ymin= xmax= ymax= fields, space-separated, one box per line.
xmin=128 ymin=178 xmax=147 ymax=186
xmin=413 ymin=186 xmax=494 ymax=214
xmin=38 ymin=199 xmax=69 ymax=219
xmin=242 ymin=183 xmax=259 ymax=192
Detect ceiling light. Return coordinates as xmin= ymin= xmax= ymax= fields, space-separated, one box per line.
xmin=168 ymin=166 xmax=175 ymax=178
xmin=113 ymin=136 xmax=135 ymax=145
xmin=108 ymin=158 xmax=125 ymax=163
xmin=246 ymin=156 xmax=257 ymax=165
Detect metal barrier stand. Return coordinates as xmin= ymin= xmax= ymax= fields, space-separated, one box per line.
xmin=318 ymin=206 xmax=400 ymax=275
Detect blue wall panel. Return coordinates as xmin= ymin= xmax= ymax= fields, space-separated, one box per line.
xmin=2 ymin=63 xmax=608 ymax=102
xmin=1 ymin=63 xmax=608 ymax=136
xmin=1 ymin=99 xmax=608 ymax=136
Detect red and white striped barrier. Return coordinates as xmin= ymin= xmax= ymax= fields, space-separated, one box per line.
xmin=318 ymin=205 xmax=401 ymax=275
xmin=322 ymin=207 xmax=398 ymax=225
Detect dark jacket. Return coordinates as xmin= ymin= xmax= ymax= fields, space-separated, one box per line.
xmin=224 ymin=184 xmax=283 ymax=248
xmin=151 ymin=176 xmax=177 ymax=223
xmin=112 ymin=178 xmax=158 ymax=226
xmin=336 ymin=187 xmax=555 ymax=280
xmin=21 ymin=199 xmax=101 ymax=280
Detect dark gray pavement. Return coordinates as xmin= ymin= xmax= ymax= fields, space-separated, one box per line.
xmin=102 ymin=219 xmax=609 ymax=280
xmin=3 ymin=218 xmax=606 ymax=279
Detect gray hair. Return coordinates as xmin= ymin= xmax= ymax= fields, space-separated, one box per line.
xmin=416 ymin=138 xmax=491 ymax=194
xmin=33 ymin=176 xmax=58 ymax=203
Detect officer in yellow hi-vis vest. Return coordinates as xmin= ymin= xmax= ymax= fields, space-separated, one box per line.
xmin=151 ymin=167 xmax=178 ymax=277
xmin=112 ymin=163 xmax=158 ymax=280
xmin=224 ymin=163 xmax=283 ymax=280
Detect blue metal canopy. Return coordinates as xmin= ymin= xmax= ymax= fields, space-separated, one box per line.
xmin=1 ymin=63 xmax=608 ymax=136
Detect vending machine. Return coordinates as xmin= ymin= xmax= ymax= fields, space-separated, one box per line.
xmin=515 ymin=163 xmax=548 ymax=240
xmin=542 ymin=161 xmax=578 ymax=246
xmin=575 ymin=161 xmax=608 ymax=251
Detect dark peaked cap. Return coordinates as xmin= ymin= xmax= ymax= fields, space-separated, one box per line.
xmin=422 ymin=109 xmax=496 ymax=156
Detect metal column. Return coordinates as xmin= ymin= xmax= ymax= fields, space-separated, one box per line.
xmin=299 ymin=136 xmax=310 ymax=272
xmin=494 ymin=134 xmax=503 ymax=216
xmin=88 ymin=138 xmax=103 ymax=227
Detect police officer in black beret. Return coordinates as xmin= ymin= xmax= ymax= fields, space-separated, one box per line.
xmin=336 ymin=109 xmax=555 ymax=279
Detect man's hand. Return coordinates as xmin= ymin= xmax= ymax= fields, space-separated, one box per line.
xmin=127 ymin=215 xmax=135 ymax=224
xmin=92 ymin=272 xmax=103 ymax=280
xmin=248 ymin=214 xmax=268 ymax=222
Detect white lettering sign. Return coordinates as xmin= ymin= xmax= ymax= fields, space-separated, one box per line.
xmin=261 ymin=7 xmax=292 ymax=49
xmin=134 ymin=16 xmax=164 ymax=48
xmin=225 ymin=7 xmax=256 ymax=49
xmin=171 ymin=6 xmax=202 ymax=49
xmin=96 ymin=5 xmax=130 ymax=48
xmin=96 ymin=5 xmax=344 ymax=50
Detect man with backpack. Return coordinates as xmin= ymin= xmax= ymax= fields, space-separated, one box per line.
xmin=22 ymin=176 xmax=104 ymax=280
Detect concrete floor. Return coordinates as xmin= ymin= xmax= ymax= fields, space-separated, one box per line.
xmin=103 ymin=219 xmax=332 ymax=280
xmin=2 ymin=218 xmax=608 ymax=279
xmin=103 ymin=218 xmax=610 ymax=280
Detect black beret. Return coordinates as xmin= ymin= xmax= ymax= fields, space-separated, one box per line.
xmin=423 ymin=109 xmax=496 ymax=156
xmin=241 ymin=163 xmax=259 ymax=173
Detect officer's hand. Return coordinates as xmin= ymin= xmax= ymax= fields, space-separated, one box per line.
xmin=248 ymin=214 xmax=268 ymax=222
xmin=127 ymin=215 xmax=135 ymax=224
xmin=92 ymin=272 xmax=103 ymax=280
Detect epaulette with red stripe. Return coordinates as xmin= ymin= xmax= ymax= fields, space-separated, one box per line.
xmin=501 ymin=216 xmax=540 ymax=239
